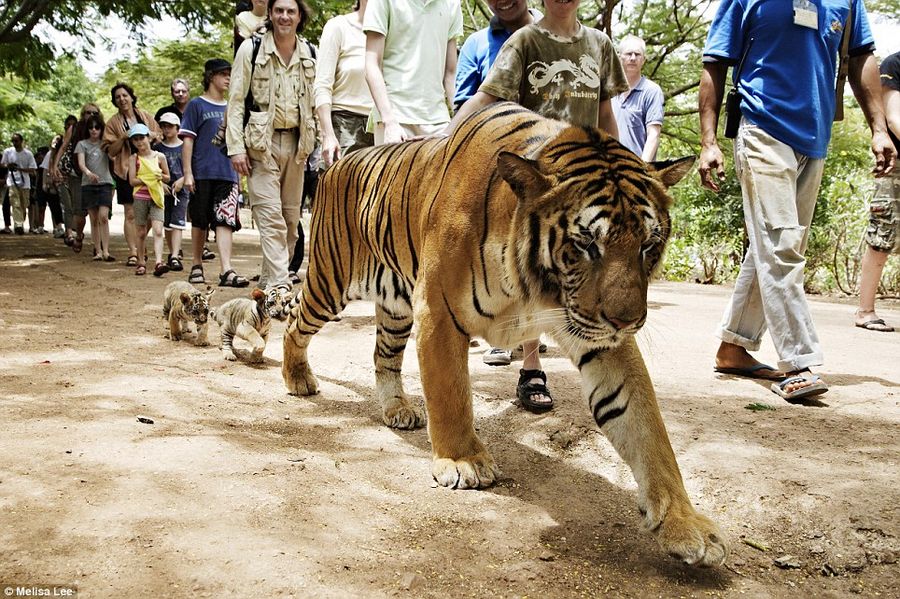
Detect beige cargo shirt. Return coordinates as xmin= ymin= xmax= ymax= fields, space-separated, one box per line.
xmin=226 ymin=31 xmax=317 ymax=163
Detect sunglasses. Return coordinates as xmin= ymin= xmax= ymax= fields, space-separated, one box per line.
xmin=84 ymin=110 xmax=99 ymax=116
xmin=89 ymin=125 xmax=102 ymax=130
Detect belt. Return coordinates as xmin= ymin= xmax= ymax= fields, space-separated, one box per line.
xmin=274 ymin=127 xmax=299 ymax=133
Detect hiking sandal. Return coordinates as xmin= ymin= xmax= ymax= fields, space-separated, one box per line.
xmin=516 ymin=369 xmax=554 ymax=413
xmin=188 ymin=265 xmax=205 ymax=284
xmin=219 ymin=269 xmax=250 ymax=288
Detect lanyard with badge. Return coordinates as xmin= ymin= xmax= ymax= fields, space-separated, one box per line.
xmin=793 ymin=0 xmax=819 ymax=30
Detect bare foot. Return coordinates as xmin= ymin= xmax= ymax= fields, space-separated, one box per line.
xmin=715 ymin=342 xmax=784 ymax=379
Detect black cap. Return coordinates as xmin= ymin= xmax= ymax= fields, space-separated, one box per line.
xmin=204 ymin=58 xmax=231 ymax=74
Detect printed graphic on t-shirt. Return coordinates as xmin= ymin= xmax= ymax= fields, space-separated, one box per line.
xmin=525 ymin=55 xmax=601 ymax=101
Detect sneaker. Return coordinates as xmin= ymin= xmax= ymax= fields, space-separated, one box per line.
xmin=0 ymin=227 xmax=11 ymax=234
xmin=53 ymin=226 xmax=65 ymax=238
xmin=483 ymin=348 xmax=512 ymax=366
xmin=14 ymin=226 xmax=24 ymax=235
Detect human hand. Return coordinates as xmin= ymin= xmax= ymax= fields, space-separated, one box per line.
xmin=230 ymin=153 xmax=251 ymax=177
xmin=88 ymin=172 xmax=99 ymax=184
xmin=698 ymin=142 xmax=726 ymax=192
xmin=871 ymin=130 xmax=896 ymax=177
xmin=382 ymin=121 xmax=406 ymax=145
xmin=173 ymin=178 xmax=183 ymax=194
xmin=183 ymin=173 xmax=195 ymax=193
xmin=321 ymin=135 xmax=340 ymax=168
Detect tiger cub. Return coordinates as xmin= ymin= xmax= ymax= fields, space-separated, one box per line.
xmin=162 ymin=281 xmax=214 ymax=345
xmin=212 ymin=288 xmax=271 ymax=362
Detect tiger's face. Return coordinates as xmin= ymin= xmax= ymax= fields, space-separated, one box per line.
xmin=180 ymin=290 xmax=212 ymax=325
xmin=264 ymin=287 xmax=292 ymax=321
xmin=498 ymin=126 xmax=693 ymax=348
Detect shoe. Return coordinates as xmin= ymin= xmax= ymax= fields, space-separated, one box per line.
xmin=135 ymin=264 xmax=147 ymax=276
xmin=153 ymin=262 xmax=170 ymax=277
xmin=483 ymin=348 xmax=512 ymax=366
xmin=770 ymin=372 xmax=828 ymax=401
xmin=14 ymin=226 xmax=24 ymax=235
xmin=202 ymin=246 xmax=216 ymax=261
xmin=855 ymin=318 xmax=894 ymax=332
xmin=516 ymin=369 xmax=554 ymax=413
xmin=64 ymin=235 xmax=75 ymax=246
xmin=167 ymin=253 xmax=184 ymax=271
xmin=72 ymin=234 xmax=83 ymax=253
xmin=188 ymin=265 xmax=205 ymax=284
xmin=104 ymin=255 xmax=116 ymax=262
xmin=218 ymin=269 xmax=250 ymax=288
xmin=30 ymin=228 xmax=39 ymax=235
xmin=53 ymin=227 xmax=65 ymax=238
xmin=0 ymin=227 xmax=11 ymax=234
xmin=288 ymin=270 xmax=302 ymax=285
xmin=126 ymin=255 xmax=138 ymax=267
xmin=37 ymin=226 xmax=46 ymax=234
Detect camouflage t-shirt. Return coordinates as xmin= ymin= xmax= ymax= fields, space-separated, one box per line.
xmin=479 ymin=23 xmax=627 ymax=128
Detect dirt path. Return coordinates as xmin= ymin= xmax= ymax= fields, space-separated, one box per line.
xmin=1 ymin=224 xmax=898 ymax=598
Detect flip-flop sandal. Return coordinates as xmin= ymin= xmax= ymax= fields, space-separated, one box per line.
xmin=219 ymin=269 xmax=250 ymax=288
xmin=517 ymin=368 xmax=554 ymax=413
xmin=72 ymin=235 xmax=83 ymax=253
xmin=188 ymin=265 xmax=205 ymax=284
xmin=153 ymin=262 xmax=170 ymax=277
xmin=714 ymin=363 xmax=784 ymax=381
xmin=92 ymin=254 xmax=103 ymax=261
xmin=770 ymin=372 xmax=829 ymax=401
xmin=126 ymin=255 xmax=138 ymax=267
xmin=855 ymin=318 xmax=894 ymax=332
xmin=135 ymin=265 xmax=147 ymax=276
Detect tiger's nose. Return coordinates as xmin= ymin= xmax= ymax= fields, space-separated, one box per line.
xmin=603 ymin=313 xmax=639 ymax=330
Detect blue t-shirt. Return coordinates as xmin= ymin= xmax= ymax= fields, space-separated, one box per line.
xmin=703 ymin=0 xmax=874 ymax=158
xmin=153 ymin=141 xmax=190 ymax=204
xmin=178 ymin=96 xmax=237 ymax=182
xmin=453 ymin=10 xmax=541 ymax=108
xmin=612 ymin=76 xmax=665 ymax=157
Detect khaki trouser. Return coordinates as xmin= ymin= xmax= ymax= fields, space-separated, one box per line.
xmin=248 ymin=129 xmax=305 ymax=289
xmin=717 ymin=118 xmax=825 ymax=373
xmin=9 ymin=186 xmax=30 ymax=228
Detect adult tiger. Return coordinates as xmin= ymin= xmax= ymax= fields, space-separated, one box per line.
xmin=283 ymin=102 xmax=727 ymax=566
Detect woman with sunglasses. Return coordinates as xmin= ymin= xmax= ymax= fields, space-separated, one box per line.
xmin=101 ymin=82 xmax=162 ymax=267
xmin=75 ymin=114 xmax=116 ymax=262
xmin=52 ymin=104 xmax=101 ymax=251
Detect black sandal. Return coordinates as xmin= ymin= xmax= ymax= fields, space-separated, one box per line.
xmin=188 ymin=265 xmax=205 ymax=284
xmin=167 ymin=254 xmax=184 ymax=271
xmin=202 ymin=246 xmax=216 ymax=261
xmin=516 ymin=369 xmax=554 ymax=413
xmin=219 ymin=269 xmax=250 ymax=288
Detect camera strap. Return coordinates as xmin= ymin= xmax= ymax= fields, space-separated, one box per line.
xmin=834 ymin=0 xmax=852 ymax=121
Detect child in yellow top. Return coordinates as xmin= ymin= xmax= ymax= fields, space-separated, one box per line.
xmin=127 ymin=124 xmax=170 ymax=276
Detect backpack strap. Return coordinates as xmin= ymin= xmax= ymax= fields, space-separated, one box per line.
xmin=834 ymin=0 xmax=853 ymax=122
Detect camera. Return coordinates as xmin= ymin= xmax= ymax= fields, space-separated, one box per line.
xmin=723 ymin=88 xmax=741 ymax=139
xmin=6 ymin=163 xmax=18 ymax=172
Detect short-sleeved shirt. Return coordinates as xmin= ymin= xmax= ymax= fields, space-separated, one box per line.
xmin=612 ymin=76 xmax=665 ymax=156
xmin=453 ymin=9 xmax=543 ymax=108
xmin=479 ymin=24 xmax=628 ymax=128
xmin=363 ymin=0 xmax=463 ymax=125
xmin=179 ymin=96 xmax=237 ymax=183
xmin=155 ymin=103 xmax=184 ymax=123
xmin=880 ymin=51 xmax=900 ymax=155
xmin=1 ymin=147 xmax=37 ymax=189
xmin=314 ymin=13 xmax=373 ymax=116
xmin=154 ymin=140 xmax=190 ymax=203
xmin=74 ymin=139 xmax=114 ymax=186
xmin=703 ymin=0 xmax=874 ymax=159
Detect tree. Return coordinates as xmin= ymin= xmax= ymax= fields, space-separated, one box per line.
xmin=0 ymin=0 xmax=231 ymax=79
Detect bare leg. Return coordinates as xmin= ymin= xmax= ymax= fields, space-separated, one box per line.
xmin=857 ymin=245 xmax=889 ymax=324
xmin=97 ymin=206 xmax=110 ymax=258
xmin=215 ymin=225 xmax=234 ymax=274
xmin=123 ymin=203 xmax=137 ymax=259
xmin=151 ymin=220 xmax=165 ymax=266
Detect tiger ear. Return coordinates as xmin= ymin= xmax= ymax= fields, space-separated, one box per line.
xmin=250 ymin=288 xmax=265 ymax=301
xmin=497 ymin=151 xmax=551 ymax=199
xmin=179 ymin=292 xmax=192 ymax=305
xmin=648 ymin=156 xmax=696 ymax=189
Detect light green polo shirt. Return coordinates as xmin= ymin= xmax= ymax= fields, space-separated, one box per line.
xmin=363 ymin=0 xmax=463 ymax=125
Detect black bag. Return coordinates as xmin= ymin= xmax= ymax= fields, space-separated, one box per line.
xmin=723 ymin=88 xmax=741 ymax=139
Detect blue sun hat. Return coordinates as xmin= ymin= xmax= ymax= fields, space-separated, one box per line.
xmin=128 ymin=123 xmax=150 ymax=138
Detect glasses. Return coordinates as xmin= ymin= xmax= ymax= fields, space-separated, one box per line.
xmin=84 ymin=110 xmax=99 ymax=116
xmin=89 ymin=125 xmax=102 ymax=130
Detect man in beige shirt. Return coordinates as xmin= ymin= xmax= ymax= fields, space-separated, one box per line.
xmin=226 ymin=0 xmax=317 ymax=301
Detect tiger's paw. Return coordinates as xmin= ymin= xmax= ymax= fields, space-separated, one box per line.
xmin=284 ymin=362 xmax=319 ymax=396
xmin=431 ymin=452 xmax=499 ymax=490
xmin=196 ymin=339 xmax=210 ymax=347
xmin=650 ymin=505 xmax=728 ymax=567
xmin=222 ymin=350 xmax=238 ymax=362
xmin=382 ymin=399 xmax=426 ymax=429
xmin=249 ymin=350 xmax=265 ymax=363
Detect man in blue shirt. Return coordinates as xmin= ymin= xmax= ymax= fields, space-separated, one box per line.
xmin=698 ymin=0 xmax=894 ymax=400
xmin=453 ymin=0 xmax=539 ymax=111
xmin=612 ymin=34 xmax=664 ymax=161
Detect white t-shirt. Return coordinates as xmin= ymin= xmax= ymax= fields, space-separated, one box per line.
xmin=1 ymin=147 xmax=37 ymax=189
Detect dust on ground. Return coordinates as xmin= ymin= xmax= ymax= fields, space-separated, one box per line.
xmin=1 ymin=224 xmax=898 ymax=598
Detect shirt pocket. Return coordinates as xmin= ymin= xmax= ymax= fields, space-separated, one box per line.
xmin=251 ymin=74 xmax=271 ymax=105
xmin=244 ymin=111 xmax=270 ymax=153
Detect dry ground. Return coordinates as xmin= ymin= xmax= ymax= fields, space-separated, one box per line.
xmin=1 ymin=221 xmax=898 ymax=598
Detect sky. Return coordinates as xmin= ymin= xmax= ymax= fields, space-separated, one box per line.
xmin=69 ymin=10 xmax=900 ymax=81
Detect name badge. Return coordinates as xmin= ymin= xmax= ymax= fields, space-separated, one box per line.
xmin=793 ymin=0 xmax=818 ymax=30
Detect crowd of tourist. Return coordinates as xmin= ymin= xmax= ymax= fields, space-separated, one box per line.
xmin=1 ymin=0 xmax=897 ymax=405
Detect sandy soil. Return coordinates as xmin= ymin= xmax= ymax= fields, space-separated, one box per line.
xmin=1 ymin=219 xmax=898 ymax=599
